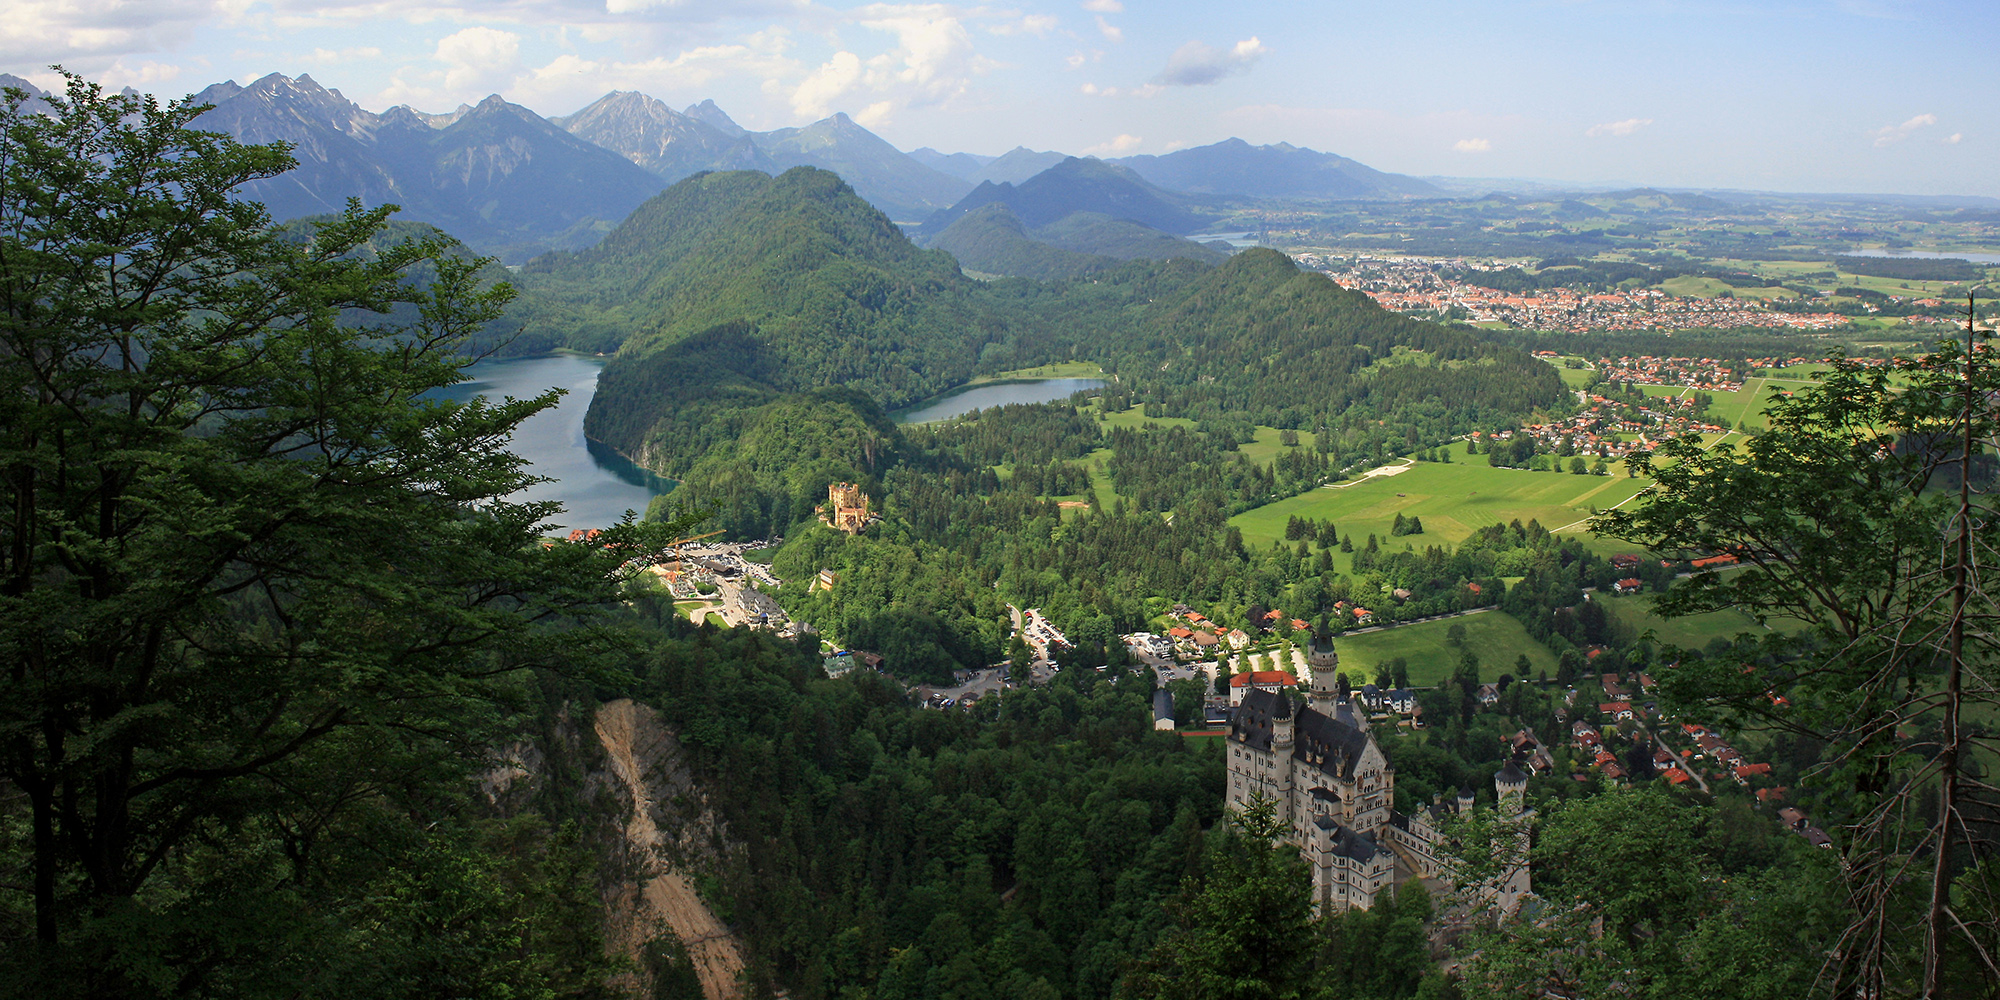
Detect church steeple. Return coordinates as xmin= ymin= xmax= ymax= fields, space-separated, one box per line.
xmin=1308 ymin=615 xmax=1340 ymax=715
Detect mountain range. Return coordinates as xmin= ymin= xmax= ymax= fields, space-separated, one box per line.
xmin=3 ymin=70 xmax=1444 ymax=262
xmin=919 ymin=157 xmax=1211 ymax=237
xmin=1110 ymin=138 xmax=1442 ymax=199
xmin=926 ymin=203 xmax=1226 ymax=280
xmin=183 ymin=73 xmax=666 ymax=262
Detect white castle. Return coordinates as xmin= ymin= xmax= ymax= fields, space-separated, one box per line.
xmin=1225 ymin=626 xmax=1531 ymax=914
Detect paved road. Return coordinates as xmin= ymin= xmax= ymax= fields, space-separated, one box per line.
xmin=1654 ymin=728 xmax=1710 ymax=793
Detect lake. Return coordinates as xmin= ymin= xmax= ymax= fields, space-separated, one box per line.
xmin=436 ymin=353 xmax=668 ymax=533
xmin=1843 ymin=248 xmax=2000 ymax=264
xmin=891 ymin=378 xmax=1108 ymax=424
xmin=437 ymin=361 xmax=1107 ymax=529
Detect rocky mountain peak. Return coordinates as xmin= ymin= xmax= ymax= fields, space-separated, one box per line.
xmin=681 ymin=98 xmax=745 ymax=136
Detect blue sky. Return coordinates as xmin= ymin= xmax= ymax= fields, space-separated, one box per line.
xmin=5 ymin=0 xmax=1993 ymax=197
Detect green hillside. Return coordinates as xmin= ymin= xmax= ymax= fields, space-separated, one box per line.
xmin=927 ymin=203 xmax=1121 ymax=280
xmin=508 ymin=167 xmax=1563 ymax=540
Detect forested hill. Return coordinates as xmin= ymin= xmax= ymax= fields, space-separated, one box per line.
xmin=508 ymin=166 xmax=1561 ymax=538
xmin=505 ymin=168 xmax=1008 ymax=469
xmin=1002 ymin=249 xmax=1567 ymax=448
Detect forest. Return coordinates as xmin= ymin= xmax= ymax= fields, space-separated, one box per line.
xmin=491 ymin=166 xmax=1565 ymax=549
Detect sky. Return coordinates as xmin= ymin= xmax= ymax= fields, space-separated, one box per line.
xmin=4 ymin=0 xmax=1995 ymax=198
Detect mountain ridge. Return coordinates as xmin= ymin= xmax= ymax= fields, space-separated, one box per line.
xmin=1110 ymin=136 xmax=1441 ymax=200
xmin=919 ymin=156 xmax=1209 ymax=237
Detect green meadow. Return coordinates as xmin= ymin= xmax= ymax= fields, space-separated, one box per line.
xmin=1328 ymin=610 xmax=1557 ymax=687
xmin=1230 ymin=460 xmax=1653 ymax=557
xmin=1597 ymin=589 xmax=1785 ymax=650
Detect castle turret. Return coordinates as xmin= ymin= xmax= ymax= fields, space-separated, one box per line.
xmin=1307 ymin=618 xmax=1340 ymax=715
xmin=1272 ymin=691 xmax=1296 ymax=750
xmin=1496 ymin=760 xmax=1528 ymax=816
xmin=1457 ymin=785 xmax=1476 ymax=814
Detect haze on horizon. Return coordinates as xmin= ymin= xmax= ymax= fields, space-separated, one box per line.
xmin=4 ymin=0 xmax=1993 ymax=200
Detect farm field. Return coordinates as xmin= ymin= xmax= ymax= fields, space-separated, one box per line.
xmin=1230 ymin=460 xmax=1653 ymax=557
xmin=1703 ymin=376 xmax=1820 ymax=430
xmin=1329 ymin=610 xmax=1556 ymax=687
xmin=1597 ymin=590 xmax=1784 ymax=650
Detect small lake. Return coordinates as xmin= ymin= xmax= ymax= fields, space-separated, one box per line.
xmin=1201 ymin=231 xmax=1264 ymax=248
xmin=892 ymin=377 xmax=1108 ymax=424
xmin=1843 ymin=248 xmax=2000 ymax=264
xmin=433 ymin=353 xmax=668 ymax=534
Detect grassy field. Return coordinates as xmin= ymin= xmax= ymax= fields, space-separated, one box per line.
xmin=1330 ymin=610 xmax=1557 ymax=686
xmin=1701 ymin=376 xmax=1821 ymax=430
xmin=973 ymin=360 xmax=1106 ymax=384
xmin=1597 ymin=589 xmax=1785 ymax=650
xmin=1656 ymin=275 xmax=1791 ymax=300
xmin=1237 ymin=425 xmax=1320 ymax=466
xmin=1231 ymin=460 xmax=1653 ymax=557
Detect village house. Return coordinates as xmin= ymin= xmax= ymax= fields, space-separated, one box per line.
xmin=1230 ymin=670 xmax=1299 ymax=707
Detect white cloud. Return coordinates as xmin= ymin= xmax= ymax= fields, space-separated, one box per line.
xmin=1944 ymin=132 xmax=1963 ymax=145
xmin=1872 ymin=112 xmax=1937 ymax=147
xmin=1587 ymin=117 xmax=1652 ymax=137
xmin=1095 ymin=15 xmax=1123 ymax=43
xmin=987 ymin=14 xmax=1057 ymax=37
xmin=1081 ymin=0 xmax=1123 ymax=11
xmin=99 ymin=59 xmax=184 ymax=89
xmin=793 ymin=50 xmax=863 ymax=118
xmin=1454 ymin=137 xmax=1491 ymax=152
xmin=434 ymin=26 xmax=522 ymax=93
xmin=0 ymin=0 xmax=212 ymax=65
xmin=782 ymin=5 xmax=994 ymax=123
xmin=1082 ymin=133 xmax=1141 ymax=155
xmin=1153 ymin=36 xmax=1265 ymax=87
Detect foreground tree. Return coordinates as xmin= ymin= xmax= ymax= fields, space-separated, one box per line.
xmin=0 ymin=75 xmax=688 ymax=995
xmin=1118 ymin=794 xmax=1316 ymax=1000
xmin=1593 ymin=317 xmax=2000 ymax=996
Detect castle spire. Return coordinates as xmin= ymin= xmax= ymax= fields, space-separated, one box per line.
xmin=1307 ymin=615 xmax=1340 ymax=715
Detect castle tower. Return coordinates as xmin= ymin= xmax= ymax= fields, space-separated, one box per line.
xmin=1307 ymin=619 xmax=1340 ymax=716
xmin=1272 ymin=691 xmax=1296 ymax=750
xmin=1456 ymin=785 xmax=1475 ymax=814
xmin=1495 ymin=760 xmax=1528 ymax=817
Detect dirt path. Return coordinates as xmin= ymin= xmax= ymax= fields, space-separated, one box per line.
xmin=596 ymin=700 xmax=746 ymax=1000
xmin=1322 ymin=456 xmax=1416 ymax=489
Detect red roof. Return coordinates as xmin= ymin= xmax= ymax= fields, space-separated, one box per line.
xmin=1616 ymin=578 xmax=1643 ymax=589
xmin=1599 ymin=701 xmax=1632 ymax=714
xmin=1230 ymin=671 xmax=1298 ymax=688
xmin=1663 ymin=769 xmax=1692 ymax=785
xmin=1691 ymin=554 xmax=1738 ymax=569
xmin=1734 ymin=763 xmax=1772 ymax=778
xmin=1263 ymin=609 xmax=1285 ymax=621
xmin=1167 ymin=627 xmax=1193 ymax=638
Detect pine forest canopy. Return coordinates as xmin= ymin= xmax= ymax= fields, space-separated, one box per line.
xmin=0 ymin=73 xmax=705 ymax=994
